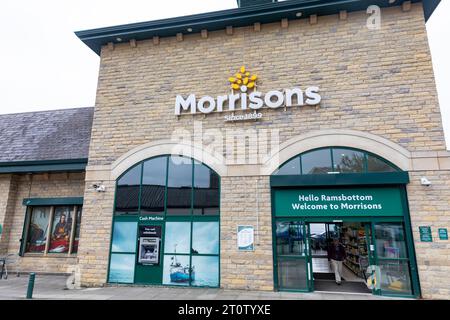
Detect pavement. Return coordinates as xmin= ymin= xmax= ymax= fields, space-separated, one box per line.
xmin=0 ymin=275 xmax=410 ymax=300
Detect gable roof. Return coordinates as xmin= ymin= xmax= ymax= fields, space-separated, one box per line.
xmin=76 ymin=0 xmax=441 ymax=55
xmin=0 ymin=107 xmax=94 ymax=169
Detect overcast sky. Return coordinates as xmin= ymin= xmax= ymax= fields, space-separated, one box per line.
xmin=0 ymin=0 xmax=448 ymax=149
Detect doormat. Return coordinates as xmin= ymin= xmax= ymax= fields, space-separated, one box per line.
xmin=313 ymin=273 xmax=345 ymax=281
xmin=314 ymin=280 xmax=371 ymax=293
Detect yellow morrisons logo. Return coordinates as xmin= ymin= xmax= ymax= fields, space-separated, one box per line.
xmin=228 ymin=66 xmax=257 ymax=92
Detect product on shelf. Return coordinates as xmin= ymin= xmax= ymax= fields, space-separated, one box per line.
xmin=342 ymin=223 xmax=369 ymax=279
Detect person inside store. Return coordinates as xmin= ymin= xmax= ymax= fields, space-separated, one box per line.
xmin=327 ymin=238 xmax=347 ymax=285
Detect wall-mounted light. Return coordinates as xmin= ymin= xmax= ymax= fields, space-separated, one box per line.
xmin=116 ymin=37 xmax=122 ymax=42
xmin=296 ymin=12 xmax=302 ymax=17
xmin=187 ymin=28 xmax=193 ymax=32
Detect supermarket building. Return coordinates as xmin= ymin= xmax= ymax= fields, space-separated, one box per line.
xmin=0 ymin=0 xmax=449 ymax=299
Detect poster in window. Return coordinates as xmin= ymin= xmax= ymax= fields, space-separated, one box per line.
xmin=191 ymin=256 xmax=219 ymax=287
xmin=49 ymin=206 xmax=73 ymax=253
xmin=26 ymin=207 xmax=51 ymax=253
xmin=163 ymin=255 xmax=191 ymax=286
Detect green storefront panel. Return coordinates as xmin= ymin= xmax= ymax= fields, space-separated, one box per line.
xmin=274 ymin=187 xmax=404 ymax=217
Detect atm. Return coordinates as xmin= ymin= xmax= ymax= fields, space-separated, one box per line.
xmin=138 ymin=226 xmax=161 ymax=265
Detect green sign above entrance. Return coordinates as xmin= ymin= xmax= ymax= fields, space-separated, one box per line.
xmin=273 ymin=187 xmax=404 ymax=217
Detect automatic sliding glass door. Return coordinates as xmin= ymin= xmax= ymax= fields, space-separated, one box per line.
xmin=373 ymin=222 xmax=413 ymax=296
xmin=275 ymin=221 xmax=311 ymax=291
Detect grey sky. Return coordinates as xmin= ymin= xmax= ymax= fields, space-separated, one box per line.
xmin=0 ymin=0 xmax=448 ymax=149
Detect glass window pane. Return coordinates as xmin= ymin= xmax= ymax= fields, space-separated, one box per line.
xmin=192 ymin=222 xmax=219 ymax=254
xmin=49 ymin=206 xmax=73 ymax=253
xmin=193 ymin=161 xmax=219 ymax=216
xmin=310 ymin=223 xmax=327 ymax=256
xmin=379 ymin=260 xmax=412 ymax=295
xmin=108 ymin=253 xmax=135 ymax=283
xmin=111 ymin=221 xmax=137 ymax=253
xmin=274 ymin=157 xmax=301 ymax=175
xmin=71 ymin=207 xmax=82 ymax=254
xmin=167 ymin=156 xmax=192 ymax=215
xmin=115 ymin=164 xmax=142 ymax=215
xmin=26 ymin=207 xmax=51 ymax=253
xmin=191 ymin=256 xmax=219 ymax=287
xmin=141 ymin=157 xmax=167 ymax=215
xmin=375 ymin=223 xmax=408 ymax=259
xmin=277 ymin=258 xmax=308 ymax=290
xmin=301 ymin=149 xmax=332 ymax=174
xmin=164 ymin=222 xmax=191 ymax=254
xmin=332 ymin=148 xmax=365 ymax=173
xmin=276 ymin=221 xmax=305 ymax=256
xmin=163 ymin=254 xmax=191 ymax=286
xmin=367 ymin=155 xmax=397 ymax=172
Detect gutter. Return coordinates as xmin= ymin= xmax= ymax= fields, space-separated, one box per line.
xmin=0 ymin=159 xmax=88 ymax=174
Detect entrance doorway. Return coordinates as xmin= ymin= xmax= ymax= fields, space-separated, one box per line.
xmin=310 ymin=222 xmax=371 ymax=294
xmin=274 ymin=218 xmax=418 ymax=297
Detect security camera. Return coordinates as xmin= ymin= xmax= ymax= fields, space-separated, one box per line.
xmin=420 ymin=177 xmax=431 ymax=186
xmin=92 ymin=184 xmax=106 ymax=192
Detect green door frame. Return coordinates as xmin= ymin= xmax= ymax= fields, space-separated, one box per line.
xmin=271 ymin=182 xmax=421 ymax=299
xmin=272 ymin=220 xmax=312 ymax=293
xmin=107 ymin=155 xmax=221 ymax=288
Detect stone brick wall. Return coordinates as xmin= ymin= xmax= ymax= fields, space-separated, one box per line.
xmin=88 ymin=4 xmax=444 ymax=168
xmin=407 ymin=170 xmax=450 ymax=300
xmin=77 ymin=180 xmax=115 ymax=286
xmin=77 ymin=2 xmax=450 ymax=299
xmin=0 ymin=172 xmax=85 ymax=274
xmin=0 ymin=174 xmax=17 ymax=255
xmin=220 ymin=176 xmax=273 ymax=291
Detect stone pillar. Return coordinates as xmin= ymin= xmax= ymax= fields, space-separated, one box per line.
xmin=0 ymin=174 xmax=18 ymax=255
xmin=220 ymin=175 xmax=274 ymax=291
xmin=407 ymin=170 xmax=450 ymax=300
xmin=77 ymin=168 xmax=116 ymax=287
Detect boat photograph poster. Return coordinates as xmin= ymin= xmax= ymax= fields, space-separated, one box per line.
xmin=162 ymin=255 xmax=219 ymax=287
xmin=163 ymin=255 xmax=192 ymax=286
xmin=162 ymin=221 xmax=220 ymax=287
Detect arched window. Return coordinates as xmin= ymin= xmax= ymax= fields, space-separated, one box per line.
xmin=109 ymin=155 xmax=220 ymax=287
xmin=274 ymin=147 xmax=399 ymax=175
xmin=115 ymin=155 xmax=220 ymax=216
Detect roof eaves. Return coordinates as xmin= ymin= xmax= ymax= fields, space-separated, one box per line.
xmin=76 ymin=0 xmax=435 ymax=56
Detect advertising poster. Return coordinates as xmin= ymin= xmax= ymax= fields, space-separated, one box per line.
xmin=237 ymin=225 xmax=254 ymax=251
xmin=27 ymin=207 xmax=51 ymax=253
xmin=49 ymin=206 xmax=73 ymax=253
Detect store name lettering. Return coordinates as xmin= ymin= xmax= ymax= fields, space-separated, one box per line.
xmin=292 ymin=194 xmax=383 ymax=211
xmin=174 ymin=86 xmax=321 ymax=115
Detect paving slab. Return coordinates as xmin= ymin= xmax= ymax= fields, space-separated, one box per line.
xmin=0 ymin=275 xmax=411 ymax=300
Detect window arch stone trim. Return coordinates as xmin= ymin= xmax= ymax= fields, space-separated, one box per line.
xmin=111 ymin=140 xmax=227 ymax=180
xmin=260 ymin=129 xmax=412 ymax=175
